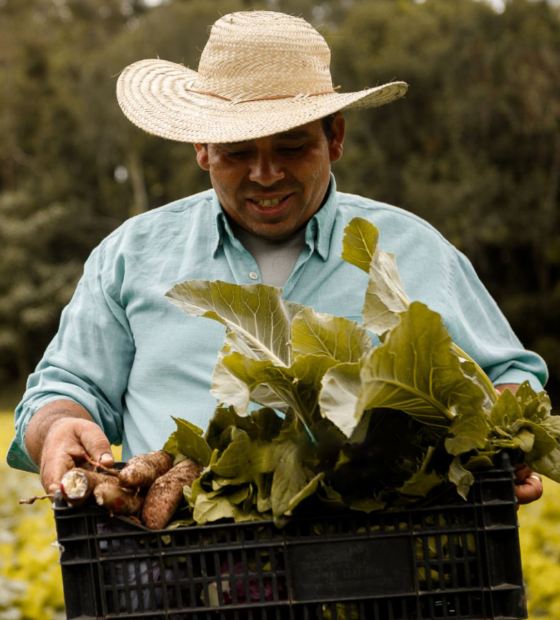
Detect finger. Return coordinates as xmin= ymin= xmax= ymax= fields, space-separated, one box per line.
xmin=41 ymin=450 xmax=76 ymax=495
xmin=76 ymin=423 xmax=114 ymax=465
xmin=515 ymin=474 xmax=543 ymax=505
xmin=514 ymin=464 xmax=531 ymax=484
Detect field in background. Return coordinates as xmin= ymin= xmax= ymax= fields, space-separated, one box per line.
xmin=1 ymin=412 xmax=559 ymax=619
xmin=0 ymin=413 xmax=122 ymax=619
xmin=0 ymin=413 xmax=65 ymax=619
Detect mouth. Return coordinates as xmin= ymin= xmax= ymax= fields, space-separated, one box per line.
xmin=247 ymin=194 xmax=292 ymax=208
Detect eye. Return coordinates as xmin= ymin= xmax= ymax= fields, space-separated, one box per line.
xmin=225 ymin=150 xmax=251 ymax=159
xmin=279 ymin=145 xmax=304 ymax=154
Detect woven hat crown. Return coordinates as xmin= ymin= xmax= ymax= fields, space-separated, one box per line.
xmin=193 ymin=11 xmax=334 ymax=102
xmin=116 ymin=10 xmax=408 ymax=143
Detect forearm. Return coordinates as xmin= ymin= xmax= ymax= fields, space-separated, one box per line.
xmin=495 ymin=383 xmax=519 ymax=394
xmin=25 ymin=399 xmax=93 ymax=468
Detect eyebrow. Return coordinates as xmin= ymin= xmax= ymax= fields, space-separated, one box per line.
xmin=274 ymin=130 xmax=310 ymax=140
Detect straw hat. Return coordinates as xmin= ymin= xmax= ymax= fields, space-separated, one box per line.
xmin=116 ymin=11 xmax=408 ymax=144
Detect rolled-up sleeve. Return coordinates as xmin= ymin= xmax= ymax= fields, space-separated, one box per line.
xmin=7 ymin=239 xmax=135 ymax=472
xmin=445 ymin=249 xmax=548 ymax=392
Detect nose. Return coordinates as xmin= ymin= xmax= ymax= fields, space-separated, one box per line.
xmin=248 ymin=151 xmax=285 ymax=186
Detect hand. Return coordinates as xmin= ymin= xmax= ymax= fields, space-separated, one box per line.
xmin=514 ymin=464 xmax=543 ymax=506
xmin=25 ymin=400 xmax=115 ymax=494
xmin=39 ymin=417 xmax=115 ymax=494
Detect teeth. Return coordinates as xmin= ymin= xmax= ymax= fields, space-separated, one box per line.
xmin=253 ymin=197 xmax=283 ymax=207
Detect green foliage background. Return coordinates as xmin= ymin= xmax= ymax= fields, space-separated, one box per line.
xmin=0 ymin=0 xmax=559 ymax=403
xmin=1 ymin=0 xmax=560 ymax=616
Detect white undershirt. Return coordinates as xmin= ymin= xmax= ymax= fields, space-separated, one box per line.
xmin=231 ymin=222 xmax=307 ymax=288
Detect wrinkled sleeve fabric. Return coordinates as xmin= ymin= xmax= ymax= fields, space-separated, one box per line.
xmin=444 ymin=248 xmax=547 ymax=392
xmin=7 ymin=238 xmax=134 ymax=473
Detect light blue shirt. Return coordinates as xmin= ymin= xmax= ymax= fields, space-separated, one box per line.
xmin=8 ymin=176 xmax=547 ymax=472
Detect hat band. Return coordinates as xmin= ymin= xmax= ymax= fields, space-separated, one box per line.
xmin=188 ymin=85 xmax=341 ymax=104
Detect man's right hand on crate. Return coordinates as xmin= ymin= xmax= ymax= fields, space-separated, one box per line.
xmin=25 ymin=399 xmax=115 ymax=495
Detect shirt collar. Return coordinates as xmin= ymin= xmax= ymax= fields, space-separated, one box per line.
xmin=305 ymin=173 xmax=338 ymax=261
xmin=211 ymin=173 xmax=338 ymax=260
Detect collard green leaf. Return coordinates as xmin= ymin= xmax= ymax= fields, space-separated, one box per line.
xmin=362 ymin=250 xmax=410 ymax=336
xmin=289 ymin=354 xmax=339 ymax=419
xmin=164 ymin=417 xmax=212 ymax=467
xmin=270 ymin=442 xmax=310 ymax=517
xmin=356 ymin=302 xmax=486 ymax=427
xmin=193 ymin=493 xmax=237 ymax=524
xmin=490 ymin=389 xmax=523 ymax=429
xmin=347 ymin=496 xmax=386 ymax=513
xmin=511 ymin=428 xmax=535 ymax=453
xmin=542 ymin=416 xmax=560 ymax=439
xmin=397 ymin=447 xmax=444 ymax=497
xmin=167 ymin=517 xmax=196 ymax=529
xmin=397 ymin=470 xmax=443 ymax=498
xmin=211 ymin=344 xmax=253 ymax=415
xmin=448 ymin=456 xmax=475 ymax=500
xmin=342 ymin=217 xmax=410 ymax=336
xmin=331 ymin=409 xmax=432 ymax=495
xmin=217 ymin=350 xmax=337 ymax=426
xmin=255 ymin=473 xmax=273 ymax=513
xmin=341 ymin=216 xmax=378 ymax=274
xmin=342 ymin=218 xmax=497 ymax=404
xmin=291 ymin=307 xmax=373 ymax=362
xmin=251 ymin=408 xmax=286 ymax=442
xmin=162 ymin=433 xmax=178 ymax=459
xmin=444 ymin=410 xmax=491 ymax=456
xmin=319 ymin=362 xmax=363 ymax=438
xmin=204 ymin=406 xmax=257 ymax=451
xmin=223 ymin=485 xmax=251 ymax=505
xmin=215 ymin=353 xmax=283 ymax=415
xmin=286 ymin=472 xmax=325 ymax=515
xmin=514 ymin=381 xmax=552 ymax=421
xmin=210 ymin=429 xmax=276 ymax=482
xmin=522 ymin=421 xmax=557 ymax=460
xmin=489 ymin=390 xmax=557 ymax=460
xmin=528 ymin=446 xmax=560 ymax=483
xmin=317 ymin=482 xmax=348 ymax=510
xmin=166 ymin=280 xmax=303 ymax=366
xmin=464 ymin=454 xmax=495 ymax=471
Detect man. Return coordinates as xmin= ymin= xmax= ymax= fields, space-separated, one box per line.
xmin=8 ymin=11 xmax=545 ymax=504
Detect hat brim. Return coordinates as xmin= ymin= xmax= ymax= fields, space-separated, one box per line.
xmin=117 ymin=59 xmax=408 ymax=144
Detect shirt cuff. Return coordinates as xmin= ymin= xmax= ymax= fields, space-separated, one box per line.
xmin=492 ymin=369 xmax=544 ymax=393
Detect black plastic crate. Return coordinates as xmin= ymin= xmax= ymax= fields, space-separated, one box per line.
xmin=53 ymin=454 xmax=527 ymax=620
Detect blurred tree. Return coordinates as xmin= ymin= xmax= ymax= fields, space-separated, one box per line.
xmin=0 ymin=0 xmax=558 ymax=403
xmin=327 ymin=0 xmax=560 ymax=400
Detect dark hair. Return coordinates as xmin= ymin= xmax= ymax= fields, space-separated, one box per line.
xmin=321 ymin=113 xmax=336 ymax=141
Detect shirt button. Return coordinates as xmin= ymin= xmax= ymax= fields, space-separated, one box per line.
xmin=249 ymin=272 xmax=259 ymax=280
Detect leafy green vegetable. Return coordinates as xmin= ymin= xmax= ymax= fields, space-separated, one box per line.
xmin=341 ymin=217 xmax=408 ymax=336
xmin=448 ymin=456 xmax=475 ymax=501
xmin=163 ymin=417 xmax=212 ymax=467
xmin=319 ymin=362 xmax=363 ymax=438
xmin=356 ymin=302 xmax=487 ymax=428
xmin=166 ymin=280 xmax=301 ymax=366
xmin=291 ymin=307 xmax=372 ymax=362
xmin=163 ymin=216 xmax=557 ymax=526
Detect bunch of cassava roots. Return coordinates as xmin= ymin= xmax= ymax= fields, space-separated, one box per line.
xmin=58 ymin=451 xmax=201 ymax=530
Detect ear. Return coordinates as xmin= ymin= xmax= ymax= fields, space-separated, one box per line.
xmin=328 ymin=113 xmax=345 ymax=163
xmin=194 ymin=143 xmax=210 ymax=170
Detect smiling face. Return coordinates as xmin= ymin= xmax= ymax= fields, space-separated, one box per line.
xmin=194 ymin=114 xmax=345 ymax=241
